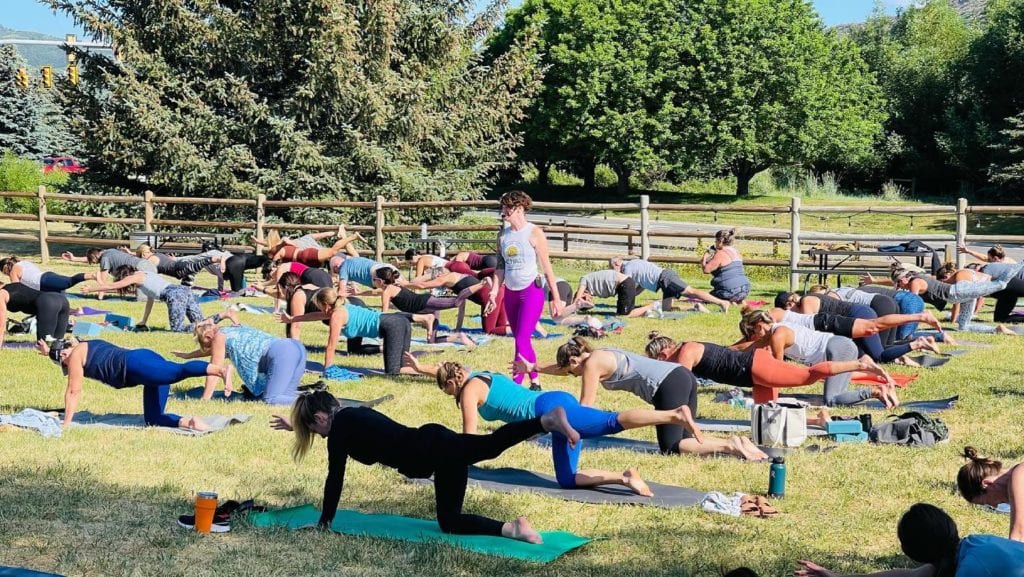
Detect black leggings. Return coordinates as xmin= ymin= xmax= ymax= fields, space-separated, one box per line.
xmin=378 ymin=313 xmax=412 ymax=374
xmin=39 ymin=272 xmax=87 ymax=292
xmin=814 ymin=312 xmax=911 ymax=363
xmin=616 ymin=277 xmax=638 ymax=315
xmin=651 ymin=367 xmax=698 ymax=454
xmin=224 ymin=254 xmax=269 ymax=292
xmin=416 ymin=419 xmax=545 ymax=535
xmin=869 ymin=294 xmax=899 ymax=346
xmin=992 ymin=275 xmax=1024 ymax=322
xmin=35 ymin=292 xmax=70 ymax=341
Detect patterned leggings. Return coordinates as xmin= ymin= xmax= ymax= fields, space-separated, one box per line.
xmin=160 ymin=285 xmax=204 ymax=332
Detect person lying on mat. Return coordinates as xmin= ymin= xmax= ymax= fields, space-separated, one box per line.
xmin=795 ymin=502 xmax=1024 ymax=577
xmin=175 ymin=313 xmax=306 ymax=406
xmin=271 ymin=390 xmax=579 ymax=542
xmin=1 ymin=256 xmax=97 ymax=293
xmin=644 ymin=331 xmax=891 ymax=405
xmin=515 ymin=337 xmax=771 ymax=460
xmin=404 ymin=353 xmax=702 ymax=495
xmin=734 ymin=308 xmax=899 ymax=408
xmin=37 ymin=338 xmax=232 ymax=431
xmin=957 ymin=446 xmax=1024 ymax=542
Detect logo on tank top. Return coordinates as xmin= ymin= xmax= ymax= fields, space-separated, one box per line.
xmin=505 ymin=245 xmax=519 ymax=258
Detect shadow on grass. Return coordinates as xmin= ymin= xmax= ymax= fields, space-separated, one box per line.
xmin=988 ymin=386 xmax=1024 ymax=398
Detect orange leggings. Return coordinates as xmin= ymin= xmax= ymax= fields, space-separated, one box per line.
xmin=749 ymin=348 xmax=839 ymax=403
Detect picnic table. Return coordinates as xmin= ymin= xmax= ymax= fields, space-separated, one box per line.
xmin=128 ymin=231 xmax=236 ymax=255
xmin=796 ymin=247 xmax=942 ymax=289
xmin=410 ymin=236 xmax=494 ymax=258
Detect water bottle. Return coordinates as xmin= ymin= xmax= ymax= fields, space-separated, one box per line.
xmin=768 ymin=457 xmax=787 ymax=498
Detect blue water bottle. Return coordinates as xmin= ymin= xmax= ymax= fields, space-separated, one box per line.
xmin=768 ymin=456 xmax=787 ymax=498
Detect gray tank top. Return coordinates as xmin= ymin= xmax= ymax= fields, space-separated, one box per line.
xmin=16 ymin=261 xmax=42 ymax=290
xmin=777 ymin=322 xmax=831 ymax=365
xmin=782 ymin=310 xmax=815 ymax=330
xmin=917 ymin=274 xmax=952 ymax=301
xmin=603 ymin=348 xmax=678 ymax=403
xmin=580 ymin=270 xmax=619 ymax=298
xmin=138 ymin=271 xmax=171 ymax=300
xmin=833 ymin=286 xmax=875 ymax=305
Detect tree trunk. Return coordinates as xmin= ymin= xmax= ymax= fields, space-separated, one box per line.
xmin=579 ymin=157 xmax=597 ymax=192
xmin=615 ymin=166 xmax=631 ymax=194
xmin=732 ymin=159 xmax=767 ymax=196
xmin=534 ymin=160 xmax=551 ymax=187
xmin=736 ymin=172 xmax=752 ymax=196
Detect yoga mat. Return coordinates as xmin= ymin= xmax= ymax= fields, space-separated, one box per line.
xmin=0 ymin=567 xmax=64 ymax=577
xmin=1 ymin=341 xmax=37 ymax=350
xmin=693 ymin=418 xmax=829 ymax=436
xmin=415 ymin=466 xmax=705 ymax=509
xmin=237 ymin=303 xmax=276 ymax=314
xmin=250 ymin=504 xmax=592 ymax=563
xmin=784 ymin=394 xmax=959 ymax=412
xmin=68 ymin=411 xmax=250 ymax=436
xmin=530 ymin=434 xmax=810 ymax=460
xmin=984 ymin=503 xmax=1012 ymax=515
xmin=70 ymin=306 xmax=110 ymax=316
xmin=851 ymin=374 xmax=918 ymax=388
xmin=456 ymin=328 xmax=564 ymax=339
xmin=907 ymin=355 xmax=951 ymax=368
xmin=411 ymin=336 xmax=492 ymax=347
xmin=66 ymin=293 xmax=134 ymax=302
xmin=174 ymin=387 xmax=395 ymax=409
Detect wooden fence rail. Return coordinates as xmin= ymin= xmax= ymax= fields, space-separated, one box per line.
xmin=2 ymin=188 xmax=1022 ymax=290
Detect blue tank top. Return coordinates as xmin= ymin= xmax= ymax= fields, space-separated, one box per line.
xmin=83 ymin=340 xmax=129 ymax=388
xmin=342 ymin=303 xmax=381 ymax=339
xmin=711 ymin=260 xmax=750 ymax=294
xmin=221 ymin=326 xmax=276 ymax=396
xmin=471 ymin=371 xmax=539 ymax=423
xmin=956 ymin=534 xmax=1024 ymax=577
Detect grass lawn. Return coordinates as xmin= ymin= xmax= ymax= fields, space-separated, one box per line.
xmin=1 ymin=237 xmax=1022 ymax=577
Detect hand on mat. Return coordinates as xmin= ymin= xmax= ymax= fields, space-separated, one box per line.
xmin=270 ymin=414 xmax=293 ymax=432
xmin=171 ymin=350 xmax=190 ymax=359
xmin=512 ymin=354 xmax=536 ymax=376
xmin=794 ymin=560 xmax=839 ymax=577
xmin=133 ymin=324 xmax=150 ymax=333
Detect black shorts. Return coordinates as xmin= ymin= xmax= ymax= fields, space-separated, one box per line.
xmin=616 ymin=277 xmax=638 ymax=315
xmin=812 ymin=313 xmax=856 ymax=338
xmin=657 ymin=269 xmax=689 ymax=299
xmin=548 ymin=280 xmax=572 ymax=304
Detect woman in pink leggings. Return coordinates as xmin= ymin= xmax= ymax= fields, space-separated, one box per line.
xmin=487 ymin=191 xmax=563 ymax=390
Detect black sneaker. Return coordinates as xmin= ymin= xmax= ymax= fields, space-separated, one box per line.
xmin=529 ymin=382 xmax=542 ymax=392
xmin=177 ymin=513 xmax=231 ymax=533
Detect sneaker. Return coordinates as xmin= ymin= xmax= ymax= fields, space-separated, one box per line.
xmin=177 ymin=513 xmax=231 ymax=533
xmin=529 ymin=382 xmax=543 ymax=392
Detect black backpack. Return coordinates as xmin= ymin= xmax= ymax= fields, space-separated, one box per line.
xmin=870 ymin=411 xmax=949 ymax=447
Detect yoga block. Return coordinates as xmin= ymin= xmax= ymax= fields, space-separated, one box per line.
xmin=832 ymin=431 xmax=868 ymax=443
xmin=826 ymin=420 xmax=864 ymax=435
xmin=104 ymin=313 xmax=134 ymax=330
xmin=73 ymin=321 xmax=104 ymax=336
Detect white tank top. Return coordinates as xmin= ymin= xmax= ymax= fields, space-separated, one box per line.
xmin=782 ymin=310 xmax=815 ymax=330
xmin=776 ymin=322 xmax=831 ymax=365
xmin=16 ymin=261 xmax=43 ymax=291
xmin=499 ymin=222 xmax=538 ymax=291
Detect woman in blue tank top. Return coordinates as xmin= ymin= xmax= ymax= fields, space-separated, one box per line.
xmin=38 ymin=338 xmax=232 ymax=430
xmin=796 ymin=503 xmax=1024 ymax=577
xmin=405 ymin=355 xmax=702 ymax=496
xmin=701 ymin=229 xmax=751 ymax=303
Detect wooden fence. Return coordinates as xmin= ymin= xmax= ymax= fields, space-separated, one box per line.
xmin=1 ymin=187 xmax=1021 ymax=290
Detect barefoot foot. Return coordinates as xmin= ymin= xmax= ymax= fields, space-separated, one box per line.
xmin=737 ymin=436 xmax=770 ymax=461
xmin=504 ymin=516 xmax=543 ymax=544
xmin=623 ymin=468 xmax=653 ymax=497
xmin=182 ymin=416 xmax=209 ymax=432
xmin=457 ymin=333 xmax=477 ymax=350
xmin=540 ymin=407 xmax=580 ymax=448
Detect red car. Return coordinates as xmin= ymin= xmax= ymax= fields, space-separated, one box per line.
xmin=42 ymin=156 xmax=87 ymax=174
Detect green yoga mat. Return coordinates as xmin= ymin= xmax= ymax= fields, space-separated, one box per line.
xmin=250 ymin=504 xmax=592 ymax=563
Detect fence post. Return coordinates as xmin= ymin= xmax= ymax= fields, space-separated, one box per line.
xmin=375 ymin=195 xmax=385 ymax=262
xmin=562 ymin=219 xmax=568 ymax=252
xmin=255 ymin=194 xmax=266 ymax=255
xmin=640 ymin=194 xmax=650 ymax=259
xmin=37 ymin=185 xmax=49 ymax=263
xmin=955 ymin=197 xmax=967 ymax=269
xmin=789 ymin=196 xmax=801 ymax=291
xmin=144 ymin=190 xmax=154 ymax=232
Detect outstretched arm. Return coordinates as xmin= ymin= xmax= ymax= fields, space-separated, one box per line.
xmin=1009 ymin=465 xmax=1024 ymax=542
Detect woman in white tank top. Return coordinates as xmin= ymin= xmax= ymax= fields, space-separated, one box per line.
xmin=488 ymin=191 xmax=563 ymax=390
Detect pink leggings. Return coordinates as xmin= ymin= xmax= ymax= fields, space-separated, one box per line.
xmin=504 ymin=282 xmax=545 ymax=384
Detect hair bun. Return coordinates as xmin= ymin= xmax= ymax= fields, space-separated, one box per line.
xmin=647 ymin=330 xmax=662 ymax=340
xmin=963 ymin=446 xmax=979 ymax=460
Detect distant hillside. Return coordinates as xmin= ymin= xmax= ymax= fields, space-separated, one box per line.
xmin=0 ymin=25 xmax=69 ymax=69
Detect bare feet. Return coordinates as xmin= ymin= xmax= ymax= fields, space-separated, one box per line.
xmin=219 ymin=364 xmax=234 ymax=397
xmin=504 ymin=516 xmax=543 ymax=544
xmin=806 ymin=408 xmax=831 ymax=428
xmin=913 ymin=336 xmax=942 ymax=355
xmin=719 ymin=300 xmax=730 ymax=314
xmin=871 ymin=384 xmax=899 ymax=409
xmin=457 ymin=333 xmax=477 ymax=350
xmin=182 ymin=416 xmax=209 ymax=431
xmin=942 ymin=333 xmax=959 ymax=346
xmin=996 ymin=324 xmax=1017 ymax=336
xmin=735 ymin=436 xmax=770 ymax=461
xmin=898 ymin=355 xmax=922 ymax=368
xmin=540 ymin=407 xmax=580 ymax=449
xmin=857 ymin=355 xmax=893 ymax=385
xmin=622 ymin=468 xmax=654 ymax=497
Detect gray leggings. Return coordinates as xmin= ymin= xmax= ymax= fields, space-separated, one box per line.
xmin=378 ymin=313 xmax=412 ymax=374
xmin=160 ymin=285 xmax=204 ymax=332
xmin=261 ymin=338 xmax=306 ymax=405
xmin=822 ymin=336 xmax=871 ymax=406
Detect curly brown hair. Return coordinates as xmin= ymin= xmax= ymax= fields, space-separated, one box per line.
xmin=499 ymin=190 xmax=533 ymax=212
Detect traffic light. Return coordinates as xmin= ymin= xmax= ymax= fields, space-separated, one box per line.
xmin=67 ymin=64 xmax=79 ymax=86
xmin=41 ymin=65 xmax=53 ymax=89
xmin=15 ymin=68 xmax=28 ymax=88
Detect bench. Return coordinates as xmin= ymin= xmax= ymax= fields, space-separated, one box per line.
xmin=799 ymin=248 xmax=943 ymax=289
xmin=410 ymin=236 xmax=494 ymax=258
xmin=128 ymin=231 xmax=239 ymax=255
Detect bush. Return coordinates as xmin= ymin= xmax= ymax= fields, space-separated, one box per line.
xmin=0 ymin=151 xmax=69 ymax=214
xmin=594 ymin=164 xmax=617 ymax=188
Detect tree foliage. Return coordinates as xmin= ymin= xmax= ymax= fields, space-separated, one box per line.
xmin=988 ymin=110 xmax=1024 ymax=197
xmin=45 ymin=0 xmax=542 ymax=235
xmin=0 ymin=45 xmax=45 ymax=157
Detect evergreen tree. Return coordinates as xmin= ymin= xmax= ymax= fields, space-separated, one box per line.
xmin=988 ymin=110 xmax=1024 ymax=197
xmin=0 ymin=44 xmax=43 ymax=156
xmin=45 ymin=0 xmax=541 ymax=234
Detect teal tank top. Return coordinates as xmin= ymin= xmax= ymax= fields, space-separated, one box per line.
xmin=956 ymin=534 xmax=1024 ymax=577
xmin=471 ymin=371 xmax=539 ymax=423
xmin=342 ymin=303 xmax=381 ymax=339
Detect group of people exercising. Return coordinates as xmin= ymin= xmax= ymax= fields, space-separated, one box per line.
xmin=3 ymin=189 xmax=1022 ymax=574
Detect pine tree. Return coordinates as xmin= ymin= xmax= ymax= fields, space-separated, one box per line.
xmin=988 ymin=110 xmax=1024 ymax=197
xmin=0 ymin=44 xmax=43 ymax=156
xmin=45 ymin=0 xmax=542 ymax=234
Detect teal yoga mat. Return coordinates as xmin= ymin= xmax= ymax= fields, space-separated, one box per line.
xmin=250 ymin=504 xmax=593 ymax=563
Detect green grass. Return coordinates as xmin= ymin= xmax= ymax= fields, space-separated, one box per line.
xmin=1 ymin=233 xmax=1023 ymax=577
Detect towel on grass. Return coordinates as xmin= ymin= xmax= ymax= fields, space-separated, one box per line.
xmin=0 ymin=409 xmax=62 ymax=438
xmin=250 ymin=504 xmax=592 ymax=563
xmin=68 ymin=411 xmax=250 ymax=436
xmin=700 ymin=492 xmax=746 ymax=517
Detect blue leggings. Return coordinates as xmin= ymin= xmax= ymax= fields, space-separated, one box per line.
xmin=894 ymin=290 xmax=925 ymax=341
xmin=846 ymin=304 xmax=913 ymax=362
xmin=262 ymin=338 xmax=306 ymax=405
xmin=124 ymin=350 xmax=209 ymax=428
xmin=533 ymin=391 xmax=623 ymax=488
xmin=39 ymin=272 xmax=87 ymax=292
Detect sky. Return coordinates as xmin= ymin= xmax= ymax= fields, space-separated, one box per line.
xmin=1 ymin=0 xmax=922 ymax=39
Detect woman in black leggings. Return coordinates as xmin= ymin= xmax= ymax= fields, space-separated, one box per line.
xmin=519 ymin=336 xmax=769 ymax=460
xmin=0 ymin=282 xmax=70 ymax=348
xmin=272 ymin=390 xmax=578 ymax=540
xmin=224 ymin=253 xmax=269 ymax=292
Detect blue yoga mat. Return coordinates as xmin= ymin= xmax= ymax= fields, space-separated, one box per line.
xmin=0 ymin=567 xmax=64 ymax=577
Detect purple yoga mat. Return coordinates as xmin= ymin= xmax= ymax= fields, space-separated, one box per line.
xmin=71 ymin=306 xmax=111 ymax=316
xmin=2 ymin=341 xmax=37 ymax=349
